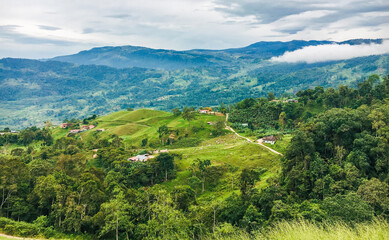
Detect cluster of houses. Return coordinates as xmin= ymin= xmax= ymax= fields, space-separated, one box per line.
xmin=68 ymin=125 xmax=96 ymax=134
xmin=61 ymin=123 xmax=96 ymax=130
xmin=94 ymin=151 xmax=167 ymax=163
xmin=127 ymin=149 xmax=169 ymax=162
xmin=61 ymin=123 xmax=105 ymax=134
xmin=198 ymin=109 xmax=216 ymax=114
xmin=198 ymin=107 xmax=225 ymax=116
xmin=198 ymin=107 xmax=218 ymax=115
xmin=270 ymin=99 xmax=298 ymax=103
xmin=259 ymin=135 xmax=278 ymax=145
xmin=128 ymin=154 xmax=154 ymax=162
xmin=60 ymin=123 xmax=73 ymax=128
xmin=0 ymin=131 xmax=19 ymax=135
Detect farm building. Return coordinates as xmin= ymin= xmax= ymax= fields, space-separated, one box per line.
xmin=262 ymin=135 xmax=277 ymax=145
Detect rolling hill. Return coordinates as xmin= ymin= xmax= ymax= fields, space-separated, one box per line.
xmin=0 ymin=39 xmax=388 ymax=129
xmin=51 ymin=39 xmax=383 ymax=70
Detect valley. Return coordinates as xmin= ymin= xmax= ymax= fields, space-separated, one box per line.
xmin=1 ymin=75 xmax=388 ymax=239
xmin=1 ymin=40 xmax=388 ymax=129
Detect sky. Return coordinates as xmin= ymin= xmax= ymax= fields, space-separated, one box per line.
xmin=272 ymin=40 xmax=389 ymax=63
xmin=0 ymin=0 xmax=388 ymax=59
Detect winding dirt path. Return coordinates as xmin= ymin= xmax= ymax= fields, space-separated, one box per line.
xmin=0 ymin=233 xmax=37 ymax=239
xmin=225 ymin=114 xmax=284 ymax=156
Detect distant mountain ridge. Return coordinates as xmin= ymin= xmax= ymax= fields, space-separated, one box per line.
xmin=1 ymin=39 xmax=388 ymax=128
xmin=51 ymin=39 xmax=384 ymax=70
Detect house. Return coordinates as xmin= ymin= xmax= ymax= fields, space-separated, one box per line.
xmin=199 ymin=109 xmax=209 ymax=114
xmin=168 ymin=133 xmax=176 ymax=144
xmin=207 ymin=122 xmax=215 ymax=125
xmin=262 ymin=135 xmax=277 ymax=145
xmin=241 ymin=123 xmax=248 ymax=127
xmin=283 ymin=99 xmax=298 ymax=103
xmin=96 ymin=128 xmax=105 ymax=132
xmin=128 ymin=154 xmax=153 ymax=162
xmin=69 ymin=129 xmax=81 ymax=134
xmin=60 ymin=123 xmax=73 ymax=128
xmin=89 ymin=125 xmax=96 ymax=129
xmin=0 ymin=133 xmax=5 ymax=136
xmin=81 ymin=125 xmax=89 ymax=130
xmin=11 ymin=131 xmax=19 ymax=133
xmin=152 ymin=149 xmax=169 ymax=154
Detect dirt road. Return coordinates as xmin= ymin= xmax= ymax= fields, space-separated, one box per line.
xmin=0 ymin=233 xmax=37 ymax=240
xmin=225 ymin=114 xmax=283 ymax=156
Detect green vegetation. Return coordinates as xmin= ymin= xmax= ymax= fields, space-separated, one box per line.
xmin=207 ymin=218 xmax=389 ymax=240
xmin=0 ymin=75 xmax=388 ymax=239
xmin=1 ymin=49 xmax=388 ymax=129
xmin=87 ymin=108 xmax=224 ymax=147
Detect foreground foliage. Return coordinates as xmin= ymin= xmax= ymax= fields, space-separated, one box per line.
xmin=208 ymin=218 xmax=389 ymax=240
xmin=0 ymin=74 xmax=388 ymax=239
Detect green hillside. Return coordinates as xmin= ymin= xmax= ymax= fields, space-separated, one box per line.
xmin=1 ymin=76 xmax=389 ymax=240
xmin=1 ymin=51 xmax=388 ymax=129
xmin=74 ymin=109 xmax=225 ymax=148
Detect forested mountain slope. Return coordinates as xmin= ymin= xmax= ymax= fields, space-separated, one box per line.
xmin=1 ymin=52 xmax=388 ymax=128
xmin=51 ymin=39 xmax=383 ymax=70
xmin=0 ymin=75 xmax=388 ymax=240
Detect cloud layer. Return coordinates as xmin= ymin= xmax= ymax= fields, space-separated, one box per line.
xmin=271 ymin=40 xmax=389 ymax=63
xmin=0 ymin=0 xmax=388 ymax=58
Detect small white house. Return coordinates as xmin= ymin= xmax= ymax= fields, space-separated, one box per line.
xmin=262 ymin=135 xmax=277 ymax=145
xmin=128 ymin=154 xmax=155 ymax=162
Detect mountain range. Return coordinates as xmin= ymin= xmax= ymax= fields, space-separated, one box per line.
xmin=0 ymin=39 xmax=388 ymax=128
xmin=51 ymin=39 xmax=384 ymax=70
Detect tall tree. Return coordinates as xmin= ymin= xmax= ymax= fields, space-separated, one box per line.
xmin=267 ymin=92 xmax=275 ymax=101
xmin=99 ymin=189 xmax=133 ymax=240
xmin=0 ymin=157 xmax=29 ymax=211
xmin=182 ymin=107 xmax=196 ymax=127
xmin=172 ymin=108 xmax=181 ymax=117
xmin=191 ymin=159 xmax=211 ymax=193
xmin=155 ymin=153 xmax=175 ymax=181
xmin=157 ymin=125 xmax=169 ymax=145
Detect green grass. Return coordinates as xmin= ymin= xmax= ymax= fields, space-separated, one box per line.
xmin=0 ymin=236 xmax=39 ymax=240
xmin=208 ymin=218 xmax=389 ymax=240
xmin=0 ymin=236 xmax=12 ymax=240
xmin=51 ymin=128 xmax=69 ymax=140
xmin=263 ymin=134 xmax=292 ymax=155
xmin=164 ymin=133 xmax=282 ymax=201
xmin=50 ymin=108 xmax=226 ymax=151
xmin=171 ymin=134 xmax=281 ymax=170
xmin=81 ymin=109 xmax=224 ymax=147
xmin=50 ymin=109 xmax=282 ymax=211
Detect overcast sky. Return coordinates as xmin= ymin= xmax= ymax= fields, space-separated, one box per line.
xmin=1 ymin=0 xmax=388 ymax=59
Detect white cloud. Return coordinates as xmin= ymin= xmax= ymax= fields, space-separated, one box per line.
xmin=0 ymin=0 xmax=388 ymax=58
xmin=271 ymin=40 xmax=389 ymax=63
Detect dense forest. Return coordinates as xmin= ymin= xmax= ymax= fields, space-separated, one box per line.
xmin=0 ymin=75 xmax=388 ymax=239
xmin=1 ymin=52 xmax=388 ymax=129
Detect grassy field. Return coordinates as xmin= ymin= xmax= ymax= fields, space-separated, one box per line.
xmin=164 ymin=133 xmax=282 ymax=202
xmin=74 ymin=109 xmax=225 ymax=147
xmin=262 ymin=134 xmax=292 ymax=155
xmin=209 ymin=219 xmax=389 ymax=240
xmin=0 ymin=235 xmax=37 ymax=240
xmin=3 ymin=218 xmax=387 ymax=240
xmin=171 ymin=134 xmax=281 ymax=171
xmin=79 ymin=110 xmax=282 ymax=199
